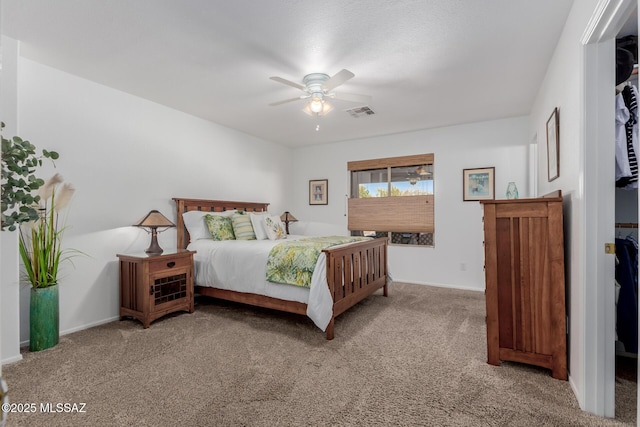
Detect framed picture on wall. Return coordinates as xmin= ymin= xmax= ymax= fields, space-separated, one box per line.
xmin=309 ymin=179 xmax=328 ymax=205
xmin=463 ymin=167 xmax=495 ymax=201
xmin=547 ymin=107 xmax=560 ymax=182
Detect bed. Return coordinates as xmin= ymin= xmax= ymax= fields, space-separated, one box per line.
xmin=173 ymin=198 xmax=389 ymax=339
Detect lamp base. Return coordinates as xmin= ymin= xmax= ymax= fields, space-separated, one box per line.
xmin=145 ymin=229 xmax=164 ymax=255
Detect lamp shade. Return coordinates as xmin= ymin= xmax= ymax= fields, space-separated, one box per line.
xmin=134 ymin=210 xmax=175 ymax=255
xmin=134 ymin=210 xmax=175 ymax=228
xmin=280 ymin=211 xmax=298 ymax=235
xmin=280 ymin=211 xmax=298 ymax=223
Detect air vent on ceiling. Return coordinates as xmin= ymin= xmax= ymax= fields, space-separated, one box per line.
xmin=345 ymin=106 xmax=375 ymax=118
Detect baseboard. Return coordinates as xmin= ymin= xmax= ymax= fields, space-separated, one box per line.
xmin=60 ymin=316 xmax=121 ymax=336
xmin=568 ymin=374 xmax=582 ymax=410
xmin=392 ymin=279 xmax=484 ymax=293
xmin=19 ymin=316 xmax=121 ymax=348
xmin=0 ymin=353 xmax=23 ymax=366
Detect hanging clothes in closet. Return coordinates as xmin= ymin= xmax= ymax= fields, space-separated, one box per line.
xmin=614 ymin=43 xmax=638 ymax=354
xmin=616 ymin=84 xmax=639 ymax=188
xmin=616 ymin=235 xmax=638 ymax=353
xmin=615 ymin=47 xmax=639 ymax=188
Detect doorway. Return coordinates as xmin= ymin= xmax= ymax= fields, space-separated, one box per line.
xmin=582 ymin=0 xmax=637 ymax=420
xmin=614 ymin=8 xmax=639 ymax=421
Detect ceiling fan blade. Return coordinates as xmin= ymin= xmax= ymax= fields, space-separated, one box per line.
xmin=324 ymin=69 xmax=355 ymax=91
xmin=331 ymin=92 xmax=372 ymax=104
xmin=270 ymin=76 xmax=305 ymax=90
xmin=269 ymin=96 xmax=306 ymax=106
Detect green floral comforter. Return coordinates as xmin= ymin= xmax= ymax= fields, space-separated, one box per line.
xmin=266 ymin=236 xmax=370 ymax=288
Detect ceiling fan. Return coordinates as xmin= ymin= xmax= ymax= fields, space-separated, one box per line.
xmin=269 ymin=69 xmax=371 ymax=116
xmin=407 ymin=165 xmax=433 ymax=185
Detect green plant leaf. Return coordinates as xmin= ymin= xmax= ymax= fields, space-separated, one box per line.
xmin=1 ymin=125 xmax=59 ymax=232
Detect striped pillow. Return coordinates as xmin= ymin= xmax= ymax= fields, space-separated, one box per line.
xmin=231 ymin=212 xmax=256 ymax=240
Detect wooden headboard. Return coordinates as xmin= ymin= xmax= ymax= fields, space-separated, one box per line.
xmin=173 ymin=198 xmax=270 ymax=250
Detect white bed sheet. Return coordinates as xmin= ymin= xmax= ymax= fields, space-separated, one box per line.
xmin=187 ymin=235 xmax=333 ymax=331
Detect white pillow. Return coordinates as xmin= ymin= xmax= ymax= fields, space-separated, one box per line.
xmin=250 ymin=212 xmax=270 ymax=240
xmin=183 ymin=210 xmax=235 ymax=242
xmin=263 ymin=215 xmax=287 ymax=240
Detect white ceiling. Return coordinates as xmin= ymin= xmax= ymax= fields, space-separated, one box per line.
xmin=1 ymin=1 xmax=575 ymax=148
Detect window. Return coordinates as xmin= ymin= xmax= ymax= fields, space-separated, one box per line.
xmin=348 ymin=154 xmax=434 ymax=246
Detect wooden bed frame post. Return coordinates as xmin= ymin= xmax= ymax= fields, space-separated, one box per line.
xmin=326 ymin=319 xmax=335 ymax=340
xmin=174 ymin=198 xmax=187 ymax=250
xmin=324 ymin=251 xmax=337 ymax=340
xmin=383 ymin=241 xmax=388 ymax=297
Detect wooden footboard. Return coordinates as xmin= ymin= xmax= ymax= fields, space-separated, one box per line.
xmin=173 ymin=197 xmax=389 ymax=340
xmin=323 ymin=237 xmax=388 ymax=339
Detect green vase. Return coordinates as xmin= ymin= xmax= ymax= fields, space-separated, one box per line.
xmin=30 ymin=285 xmax=59 ymax=351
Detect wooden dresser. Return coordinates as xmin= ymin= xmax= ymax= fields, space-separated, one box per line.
xmin=480 ymin=191 xmax=567 ymax=380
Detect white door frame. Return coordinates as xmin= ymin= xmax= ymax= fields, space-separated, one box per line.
xmin=581 ymin=0 xmax=636 ymax=417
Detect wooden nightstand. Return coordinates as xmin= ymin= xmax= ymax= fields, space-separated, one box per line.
xmin=117 ymin=249 xmax=196 ymax=328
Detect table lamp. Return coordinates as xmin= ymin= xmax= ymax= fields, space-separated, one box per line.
xmin=279 ymin=211 xmax=298 ymax=234
xmin=134 ymin=210 xmax=175 ymax=255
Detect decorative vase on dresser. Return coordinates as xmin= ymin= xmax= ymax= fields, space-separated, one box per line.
xmin=480 ymin=190 xmax=567 ymax=380
xmin=505 ymin=182 xmax=519 ymax=199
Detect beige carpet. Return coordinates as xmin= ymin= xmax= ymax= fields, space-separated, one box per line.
xmin=2 ymin=282 xmax=635 ymax=426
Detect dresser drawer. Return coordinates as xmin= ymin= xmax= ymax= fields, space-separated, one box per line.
xmin=148 ymin=254 xmax=192 ymax=273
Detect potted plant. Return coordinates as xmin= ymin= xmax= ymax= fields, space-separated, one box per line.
xmin=0 ymin=123 xmax=71 ymax=352
xmin=18 ymin=173 xmax=75 ymax=351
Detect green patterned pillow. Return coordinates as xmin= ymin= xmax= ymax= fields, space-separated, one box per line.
xmin=264 ymin=215 xmax=287 ymax=240
xmin=204 ymin=214 xmax=235 ymax=240
xmin=231 ymin=212 xmax=256 ymax=240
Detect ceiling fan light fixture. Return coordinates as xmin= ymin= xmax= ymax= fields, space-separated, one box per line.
xmin=310 ymin=95 xmax=324 ymax=113
xmin=302 ymin=103 xmax=314 ymax=116
xmin=415 ymin=165 xmax=432 ymax=177
xmin=302 ymin=97 xmax=333 ymax=117
xmin=271 ymin=69 xmax=367 ymax=119
xmin=321 ymin=101 xmax=333 ymax=115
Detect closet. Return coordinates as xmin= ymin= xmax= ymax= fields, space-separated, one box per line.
xmin=614 ymin=24 xmax=639 ymax=418
xmin=615 ymin=34 xmax=639 ymax=358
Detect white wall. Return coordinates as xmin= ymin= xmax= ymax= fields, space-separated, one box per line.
xmin=7 ymin=58 xmax=293 ymax=351
xmin=290 ymin=116 xmax=530 ymax=291
xmin=528 ymin=4 xmax=588 ymax=404
xmin=527 ymin=0 xmax=606 ymax=414
xmin=0 ymin=36 xmax=23 ymax=366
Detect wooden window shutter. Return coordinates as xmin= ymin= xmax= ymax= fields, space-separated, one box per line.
xmin=347 ymin=153 xmax=434 ymax=233
xmin=348 ymin=195 xmax=434 ymax=232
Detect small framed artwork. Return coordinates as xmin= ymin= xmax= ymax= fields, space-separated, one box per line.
xmin=547 ymin=107 xmax=560 ymax=182
xmin=463 ymin=167 xmax=495 ymax=201
xmin=309 ymin=179 xmax=328 ymax=205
